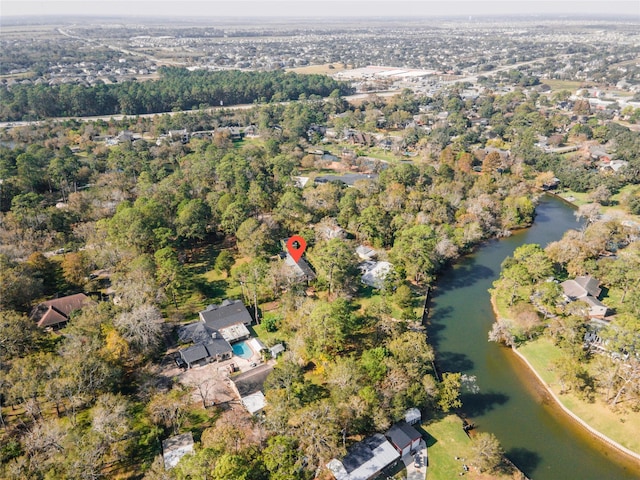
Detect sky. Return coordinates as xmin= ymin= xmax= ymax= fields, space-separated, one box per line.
xmin=3 ymin=0 xmax=639 ymax=19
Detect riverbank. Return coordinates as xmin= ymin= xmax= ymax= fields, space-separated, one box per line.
xmin=489 ymin=296 xmax=640 ymax=466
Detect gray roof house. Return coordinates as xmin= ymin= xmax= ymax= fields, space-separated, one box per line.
xmin=561 ymin=275 xmax=608 ymax=319
xmin=199 ymin=299 xmax=254 ymax=328
xmin=177 ymin=324 xmax=233 ymax=368
xmin=326 ymin=434 xmax=400 ymax=480
xmin=177 ymin=299 xmax=254 ymax=368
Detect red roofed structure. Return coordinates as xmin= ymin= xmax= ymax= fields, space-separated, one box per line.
xmin=31 ymin=293 xmax=94 ymax=329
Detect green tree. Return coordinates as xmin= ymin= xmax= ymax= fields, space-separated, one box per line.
xmin=175 ymin=198 xmax=211 ymax=241
xmin=262 ymin=435 xmax=309 ymax=480
xmin=309 ymin=238 xmax=357 ymax=296
xmin=391 ymin=225 xmax=438 ymax=285
xmin=438 ymin=372 xmax=462 ymax=412
xmin=214 ymin=250 xmax=235 ymax=277
xmin=154 ymin=247 xmax=189 ymax=308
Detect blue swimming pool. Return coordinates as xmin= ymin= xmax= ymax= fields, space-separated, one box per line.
xmin=232 ymin=340 xmax=253 ymax=359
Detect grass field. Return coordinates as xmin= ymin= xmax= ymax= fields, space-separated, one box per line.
xmin=518 ymin=337 xmax=640 ymax=454
xmin=423 ymin=415 xmax=519 ymax=480
xmin=556 ymin=183 xmax=638 ymax=220
xmin=287 ymin=63 xmax=347 ymax=75
xmin=541 ymin=79 xmax=584 ymax=92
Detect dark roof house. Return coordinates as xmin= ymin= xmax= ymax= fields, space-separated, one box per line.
xmin=199 ymin=299 xmax=253 ymax=329
xmin=31 ymin=293 xmax=94 ymax=329
xmin=385 ymin=422 xmax=422 ymax=457
xmin=177 ymin=299 xmax=254 ymax=368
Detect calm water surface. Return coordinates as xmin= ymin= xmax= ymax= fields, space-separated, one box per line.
xmin=428 ymin=195 xmax=640 ymax=479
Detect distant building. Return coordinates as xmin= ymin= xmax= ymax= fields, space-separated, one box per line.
xmin=404 ymin=407 xmax=421 ymax=426
xmin=356 ymin=245 xmax=377 ymax=261
xmin=269 ymin=343 xmax=285 ymax=358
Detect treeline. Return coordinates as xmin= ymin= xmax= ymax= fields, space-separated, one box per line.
xmin=490 ymin=219 xmax=640 ymax=409
xmin=0 ymin=67 xmax=354 ymax=121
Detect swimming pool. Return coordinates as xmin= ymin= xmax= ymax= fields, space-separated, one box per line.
xmin=232 ymin=340 xmax=253 ymax=359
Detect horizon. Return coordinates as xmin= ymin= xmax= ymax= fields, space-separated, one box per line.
xmin=3 ymin=1 xmax=639 ymax=20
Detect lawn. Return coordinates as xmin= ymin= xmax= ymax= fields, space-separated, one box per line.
xmin=286 ymin=63 xmax=347 ymax=75
xmin=541 ymin=79 xmax=584 ymax=92
xmin=423 ymin=415 xmax=518 ymax=480
xmin=557 ymin=184 xmax=638 ymax=220
xmin=517 ymin=337 xmax=640 ymax=454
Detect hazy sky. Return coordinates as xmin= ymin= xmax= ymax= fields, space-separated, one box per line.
xmin=3 ymin=1 xmax=639 ymax=19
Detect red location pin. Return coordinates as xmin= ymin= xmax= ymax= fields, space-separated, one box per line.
xmin=286 ymin=235 xmax=307 ymax=263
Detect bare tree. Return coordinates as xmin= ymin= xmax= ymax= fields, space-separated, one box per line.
xmin=114 ymin=304 xmax=164 ymax=355
xmin=471 ymin=432 xmax=504 ymax=473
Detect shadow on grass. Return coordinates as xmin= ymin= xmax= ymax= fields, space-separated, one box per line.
xmin=192 ymin=277 xmax=230 ymax=300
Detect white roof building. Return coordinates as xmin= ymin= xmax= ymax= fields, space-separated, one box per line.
xmin=327 ymin=433 xmax=400 ymax=480
xmin=241 ymin=391 xmax=267 ymax=415
xmin=360 ymin=261 xmax=392 ymax=289
xmin=162 ymin=432 xmax=194 ymax=470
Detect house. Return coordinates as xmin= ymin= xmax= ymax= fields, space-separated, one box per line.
xmin=326 ymin=434 xmax=400 ymax=480
xmin=561 ymin=275 xmax=609 ymax=318
xmin=359 ymin=261 xmax=392 ymax=289
xmin=385 ymin=422 xmax=422 ymax=457
xmin=162 ymin=432 xmax=194 ymax=469
xmin=243 ymin=125 xmax=259 ymax=137
xmin=279 ymin=239 xmax=317 ymax=284
xmin=199 ymin=299 xmax=253 ymax=343
xmin=561 ymin=275 xmax=601 ymax=299
xmin=31 ymin=293 xmax=94 ymax=329
xmin=176 ymin=299 xmax=254 ymax=368
xmin=169 ymin=129 xmax=189 ymax=144
xmin=177 ymin=323 xmax=233 ymax=368
xmin=317 ymin=221 xmax=346 ymax=241
xmin=292 ymin=176 xmax=311 ymax=188
xmin=600 ymin=160 xmax=628 ymax=173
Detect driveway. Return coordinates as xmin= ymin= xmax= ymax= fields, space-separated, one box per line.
xmin=403 ymin=439 xmax=427 ymax=480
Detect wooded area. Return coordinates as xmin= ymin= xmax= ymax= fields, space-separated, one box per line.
xmin=1 ymin=76 xmax=639 ymax=478
xmin=0 ymin=67 xmax=353 ymax=120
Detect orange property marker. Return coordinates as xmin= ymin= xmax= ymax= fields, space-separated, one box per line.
xmin=286 ymin=235 xmax=307 ymax=263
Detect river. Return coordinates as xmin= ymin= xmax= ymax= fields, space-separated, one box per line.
xmin=427 ymin=194 xmax=640 ymax=479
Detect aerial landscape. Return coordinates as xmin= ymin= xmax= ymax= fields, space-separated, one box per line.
xmin=2 ymin=1 xmax=640 ymax=479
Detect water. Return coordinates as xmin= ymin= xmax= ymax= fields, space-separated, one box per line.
xmin=428 ymin=195 xmax=640 ymax=479
xmin=232 ymin=340 xmax=253 ymax=359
